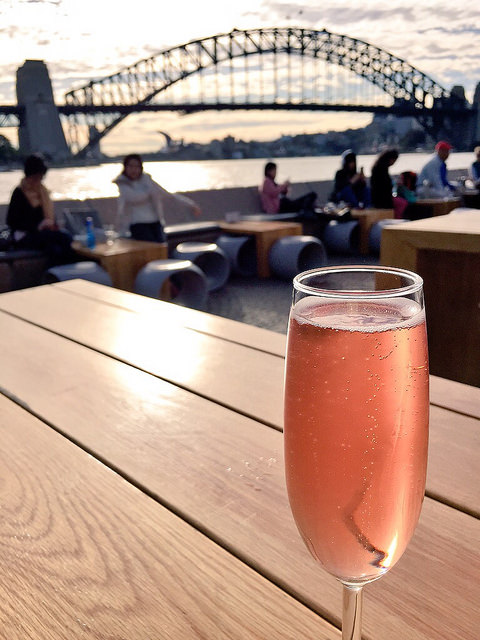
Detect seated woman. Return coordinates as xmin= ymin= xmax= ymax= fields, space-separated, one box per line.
xmin=259 ymin=161 xmax=317 ymax=217
xmin=7 ymin=154 xmax=75 ymax=266
xmin=396 ymin=171 xmax=417 ymax=203
xmin=370 ymin=148 xmax=399 ymax=209
xmin=330 ymin=150 xmax=370 ymax=208
xmin=113 ymin=154 xmax=201 ymax=242
xmin=394 ymin=171 xmax=418 ymax=219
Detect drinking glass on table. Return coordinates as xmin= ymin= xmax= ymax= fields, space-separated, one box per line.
xmin=284 ymin=266 xmax=429 ymax=639
xmin=103 ymin=223 xmax=117 ymax=246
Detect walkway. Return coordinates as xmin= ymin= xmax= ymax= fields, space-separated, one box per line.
xmin=206 ymin=252 xmax=378 ymax=334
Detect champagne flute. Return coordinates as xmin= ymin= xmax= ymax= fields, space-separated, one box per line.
xmin=284 ymin=266 xmax=429 ymax=639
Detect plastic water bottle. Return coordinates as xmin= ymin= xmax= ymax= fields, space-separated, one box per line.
xmin=85 ymin=216 xmax=96 ymax=249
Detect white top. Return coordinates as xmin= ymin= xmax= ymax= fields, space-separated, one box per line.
xmin=113 ymin=172 xmax=196 ymax=233
xmin=417 ymin=154 xmax=448 ymax=197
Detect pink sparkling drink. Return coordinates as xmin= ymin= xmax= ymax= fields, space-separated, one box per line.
xmin=284 ymin=274 xmax=429 ymax=586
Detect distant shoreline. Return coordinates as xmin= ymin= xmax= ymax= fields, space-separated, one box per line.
xmin=0 ymin=153 xmax=472 ymax=205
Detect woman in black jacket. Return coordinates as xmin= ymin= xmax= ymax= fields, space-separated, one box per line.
xmin=330 ymin=149 xmax=370 ymax=208
xmin=7 ymin=154 xmax=74 ymax=266
xmin=370 ymin=148 xmax=399 ymax=209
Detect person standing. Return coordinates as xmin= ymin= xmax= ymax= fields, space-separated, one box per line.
xmin=370 ymin=148 xmax=399 ymax=209
xmin=113 ymin=154 xmax=201 ymax=242
xmin=417 ymin=141 xmax=455 ymax=197
xmin=7 ymin=154 xmax=74 ymax=266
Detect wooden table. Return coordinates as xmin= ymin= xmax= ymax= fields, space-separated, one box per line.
xmin=73 ymin=238 xmax=168 ymax=291
xmin=0 ymin=280 xmax=478 ymax=639
xmin=410 ymin=197 xmax=461 ymax=219
xmin=461 ymin=190 xmax=480 ymax=209
xmin=350 ymin=208 xmax=394 ymax=254
xmin=219 ymin=220 xmax=302 ymax=277
xmin=380 ymin=209 xmax=480 ymax=387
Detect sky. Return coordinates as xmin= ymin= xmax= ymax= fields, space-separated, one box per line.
xmin=1 ymin=0 xmax=479 ymax=155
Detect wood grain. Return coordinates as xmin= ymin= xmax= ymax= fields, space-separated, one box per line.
xmin=53 ymin=278 xmax=288 ymax=356
xmin=0 ymin=286 xmax=285 ymax=428
xmin=0 ymin=395 xmax=340 ymax=640
xmin=53 ymin=283 xmax=480 ymax=415
xmin=430 ymin=374 xmax=480 ymax=419
xmin=0 ymin=294 xmax=478 ymax=515
xmin=0 ymin=311 xmax=478 ymax=639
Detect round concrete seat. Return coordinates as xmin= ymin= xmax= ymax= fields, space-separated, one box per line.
xmin=269 ymin=235 xmax=327 ymax=280
xmin=216 ymin=234 xmax=257 ymax=277
xmin=322 ymin=220 xmax=360 ymax=254
xmin=43 ymin=261 xmax=112 ymax=285
xmin=368 ymin=219 xmax=409 ymax=254
xmin=172 ymin=241 xmax=230 ymax=291
xmin=134 ymin=259 xmax=208 ymax=310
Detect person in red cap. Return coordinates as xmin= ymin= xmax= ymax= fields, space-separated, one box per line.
xmin=417 ymin=141 xmax=456 ymax=197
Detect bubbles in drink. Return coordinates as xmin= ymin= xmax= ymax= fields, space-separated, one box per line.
xmin=284 ymin=297 xmax=429 ymax=582
xmin=292 ymin=296 xmax=424 ymax=332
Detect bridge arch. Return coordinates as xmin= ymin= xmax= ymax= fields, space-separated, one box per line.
xmin=64 ymin=27 xmax=452 ymax=155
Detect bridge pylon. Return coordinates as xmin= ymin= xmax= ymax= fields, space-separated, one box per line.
xmin=472 ymin=82 xmax=480 ymax=147
xmin=16 ymin=60 xmax=70 ymax=161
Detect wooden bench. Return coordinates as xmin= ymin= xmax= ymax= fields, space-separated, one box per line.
xmin=0 ymin=248 xmax=47 ymax=292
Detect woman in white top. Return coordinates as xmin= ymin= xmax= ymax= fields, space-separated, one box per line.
xmin=113 ymin=154 xmax=200 ymax=242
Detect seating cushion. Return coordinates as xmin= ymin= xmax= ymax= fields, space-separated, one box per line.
xmin=164 ymin=221 xmax=221 ymax=238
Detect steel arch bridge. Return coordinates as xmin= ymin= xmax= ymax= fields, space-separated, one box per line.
xmin=63 ymin=27 xmax=468 ymax=156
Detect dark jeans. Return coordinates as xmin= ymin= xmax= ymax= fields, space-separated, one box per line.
xmin=279 ymin=191 xmax=317 ymax=216
xmin=130 ymin=222 xmax=166 ymax=243
xmin=334 ymin=184 xmax=371 ymax=208
xmin=17 ymin=228 xmax=76 ymax=267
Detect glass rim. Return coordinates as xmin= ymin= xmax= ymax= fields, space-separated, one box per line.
xmin=293 ymin=265 xmax=424 ymax=299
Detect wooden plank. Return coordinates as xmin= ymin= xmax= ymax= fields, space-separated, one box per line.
xmin=0 ymin=286 xmax=284 ymax=428
xmin=53 ymin=278 xmax=288 ymax=356
xmin=0 ymin=315 xmax=478 ymax=639
xmin=52 ymin=282 xmax=480 ymax=419
xmin=0 ymin=395 xmax=340 ymax=640
xmin=380 ymin=210 xmax=480 ymax=270
xmin=427 ymin=405 xmax=480 ymax=513
xmin=430 ymin=374 xmax=480 ymax=419
xmin=0 ymin=296 xmax=478 ymax=515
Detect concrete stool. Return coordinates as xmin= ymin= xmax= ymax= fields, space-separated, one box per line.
xmin=172 ymin=241 xmax=230 ymax=291
xmin=368 ymin=219 xmax=409 ymax=254
xmin=43 ymin=261 xmax=112 ymax=286
xmin=322 ymin=220 xmax=360 ymax=254
xmin=269 ymin=235 xmax=327 ymax=280
xmin=216 ymin=234 xmax=257 ymax=277
xmin=134 ymin=259 xmax=208 ymax=310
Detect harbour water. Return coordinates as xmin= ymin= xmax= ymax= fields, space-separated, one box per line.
xmin=0 ymin=152 xmax=472 ymax=204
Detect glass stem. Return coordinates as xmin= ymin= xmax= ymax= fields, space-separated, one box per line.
xmin=342 ymin=584 xmax=363 ymax=640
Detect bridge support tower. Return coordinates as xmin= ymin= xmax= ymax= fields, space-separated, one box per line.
xmin=16 ymin=60 xmax=70 ymax=161
xmin=472 ymin=82 xmax=480 ymax=148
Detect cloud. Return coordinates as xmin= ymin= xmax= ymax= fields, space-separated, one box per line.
xmin=1 ymin=0 xmax=478 ymax=151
